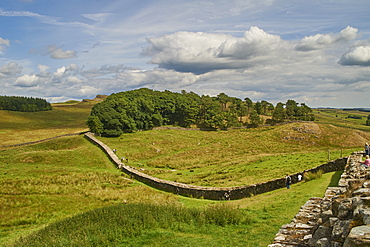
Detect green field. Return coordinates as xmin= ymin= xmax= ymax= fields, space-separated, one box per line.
xmin=1 ymin=103 xmax=370 ymax=246
xmin=99 ymin=122 xmax=365 ymax=187
xmin=0 ymin=103 xmax=91 ymax=146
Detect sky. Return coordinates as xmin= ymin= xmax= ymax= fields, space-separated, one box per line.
xmin=0 ymin=0 xmax=370 ymax=108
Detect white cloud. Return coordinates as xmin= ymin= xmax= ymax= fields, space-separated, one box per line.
xmin=38 ymin=64 xmax=50 ymax=72
xmin=66 ymin=76 xmax=84 ymax=83
xmin=0 ymin=9 xmax=92 ymax=29
xmin=216 ymin=26 xmax=286 ymax=59
xmin=295 ymin=26 xmax=358 ymax=51
xmin=80 ymin=64 xmax=125 ymax=78
xmin=143 ymin=31 xmax=232 ymax=74
xmin=142 ymin=26 xmax=304 ymax=74
xmin=82 ymin=13 xmax=111 ymax=22
xmin=54 ymin=64 xmax=79 ymax=77
xmin=46 ymin=45 xmax=77 ymax=59
xmin=14 ymin=74 xmax=40 ymax=87
xmin=0 ymin=62 xmax=22 ymax=77
xmin=339 ymin=44 xmax=370 ymax=66
xmin=0 ymin=37 xmax=10 ymax=52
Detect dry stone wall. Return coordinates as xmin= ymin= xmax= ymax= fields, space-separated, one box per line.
xmin=269 ymin=152 xmax=370 ymax=247
xmin=84 ymin=132 xmax=347 ymax=201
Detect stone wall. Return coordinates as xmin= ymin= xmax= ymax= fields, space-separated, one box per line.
xmin=84 ymin=132 xmax=348 ymax=201
xmin=269 ymin=152 xmax=370 ymax=246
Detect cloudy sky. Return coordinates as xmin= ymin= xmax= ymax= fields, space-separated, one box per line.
xmin=1 ymin=0 xmax=370 ymax=108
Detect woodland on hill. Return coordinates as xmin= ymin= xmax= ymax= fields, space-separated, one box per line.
xmin=0 ymin=95 xmax=52 ymax=112
xmin=87 ymin=88 xmax=315 ymax=136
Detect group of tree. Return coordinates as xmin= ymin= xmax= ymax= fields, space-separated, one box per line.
xmin=87 ymin=88 xmax=314 ymax=136
xmin=0 ymin=96 xmax=52 ymax=112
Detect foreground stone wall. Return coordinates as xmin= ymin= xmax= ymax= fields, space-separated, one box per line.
xmin=84 ymin=132 xmax=347 ymax=200
xmin=269 ymin=152 xmax=370 ymax=246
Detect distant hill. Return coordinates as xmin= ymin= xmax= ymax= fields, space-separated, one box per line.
xmin=81 ymin=95 xmax=108 ymax=104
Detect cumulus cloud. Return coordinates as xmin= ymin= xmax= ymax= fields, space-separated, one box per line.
xmin=12 ymin=63 xmax=83 ymax=88
xmin=46 ymin=44 xmax=77 ymax=59
xmin=53 ymin=64 xmax=79 ymax=77
xmin=65 ymin=76 xmax=84 ymax=83
xmin=142 ymin=27 xmax=293 ymax=74
xmin=0 ymin=62 xmax=22 ymax=77
xmin=38 ymin=64 xmax=50 ymax=72
xmin=143 ymin=31 xmax=232 ymax=74
xmin=142 ymin=26 xmax=362 ymax=75
xmin=216 ymin=26 xmax=286 ymax=59
xmin=14 ymin=74 xmax=40 ymax=87
xmin=142 ymin=26 xmax=297 ymax=74
xmin=295 ymin=26 xmax=358 ymax=51
xmin=338 ymin=44 xmax=370 ymax=66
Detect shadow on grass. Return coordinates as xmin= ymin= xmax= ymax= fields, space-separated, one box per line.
xmin=328 ymin=170 xmax=343 ymax=187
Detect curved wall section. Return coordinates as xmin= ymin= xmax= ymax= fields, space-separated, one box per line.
xmin=84 ymin=132 xmax=348 ymax=200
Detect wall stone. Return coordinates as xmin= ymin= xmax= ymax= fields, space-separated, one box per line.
xmin=269 ymin=152 xmax=370 ymax=247
xmin=84 ymin=132 xmax=348 ymax=201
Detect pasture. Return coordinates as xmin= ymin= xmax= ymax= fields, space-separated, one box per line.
xmin=1 ymin=103 xmax=370 ymax=246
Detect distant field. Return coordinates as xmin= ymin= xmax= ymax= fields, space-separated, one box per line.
xmin=1 ymin=105 xmax=370 ymax=246
xmin=314 ymin=108 xmax=370 ymax=132
xmin=0 ymin=103 xmax=92 ymax=146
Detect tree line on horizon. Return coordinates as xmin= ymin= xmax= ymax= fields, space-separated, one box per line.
xmin=87 ymin=88 xmax=314 ymax=136
xmin=0 ymin=96 xmax=52 ymax=112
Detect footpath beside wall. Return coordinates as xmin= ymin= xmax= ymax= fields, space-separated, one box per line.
xmin=84 ymin=132 xmax=347 ymax=200
xmin=269 ymin=152 xmax=370 ymax=246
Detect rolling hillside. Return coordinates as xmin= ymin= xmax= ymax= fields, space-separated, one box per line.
xmin=1 ymin=102 xmax=370 ymax=246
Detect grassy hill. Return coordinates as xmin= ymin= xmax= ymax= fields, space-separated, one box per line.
xmin=99 ymin=121 xmax=369 ymax=187
xmin=1 ymin=103 xmax=370 ymax=246
xmin=0 ymin=103 xmax=91 ymax=146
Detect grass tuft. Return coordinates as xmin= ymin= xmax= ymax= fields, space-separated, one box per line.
xmin=303 ymin=170 xmax=324 ymax=181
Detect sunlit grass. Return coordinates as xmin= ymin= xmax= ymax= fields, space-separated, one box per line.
xmin=5 ymin=169 xmax=337 ymax=247
xmin=0 ymin=136 xmax=179 ymax=246
xmin=99 ymin=123 xmax=361 ymax=187
xmin=1 ymin=106 xmax=370 ymax=246
xmin=0 ymin=104 xmax=91 ymax=146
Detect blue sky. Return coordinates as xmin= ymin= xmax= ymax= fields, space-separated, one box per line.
xmin=0 ymin=0 xmax=370 ymax=107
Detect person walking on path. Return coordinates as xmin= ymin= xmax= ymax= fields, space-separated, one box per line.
xmin=285 ymin=174 xmax=292 ymax=189
xmin=365 ymin=143 xmax=369 ymax=156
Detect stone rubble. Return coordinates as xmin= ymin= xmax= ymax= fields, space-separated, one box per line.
xmin=269 ymin=152 xmax=370 ymax=247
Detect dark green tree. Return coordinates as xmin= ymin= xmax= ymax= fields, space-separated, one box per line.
xmin=285 ymin=99 xmax=298 ymax=120
xmin=244 ymin=97 xmax=253 ymax=114
xmin=0 ymin=96 xmax=52 ymax=112
xmin=249 ymin=110 xmax=262 ymax=127
xmin=254 ymin=101 xmax=262 ymax=114
xmin=272 ymin=102 xmax=286 ymax=123
xmin=86 ymin=116 xmax=104 ymax=135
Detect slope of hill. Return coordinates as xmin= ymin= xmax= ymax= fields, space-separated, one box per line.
xmin=1 ymin=105 xmax=370 ymax=246
xmin=98 ymin=121 xmax=370 ymax=187
xmin=0 ymin=102 xmax=92 ymax=146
